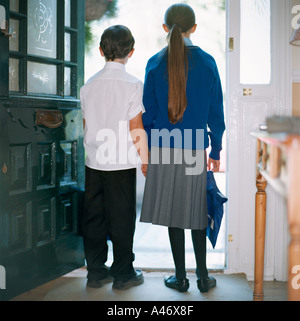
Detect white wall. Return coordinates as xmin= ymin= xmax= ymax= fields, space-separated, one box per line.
xmin=292 ymin=0 xmax=300 ymax=116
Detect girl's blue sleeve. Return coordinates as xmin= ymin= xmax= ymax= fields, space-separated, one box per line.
xmin=142 ymin=67 xmax=159 ymax=149
xmin=208 ymin=66 xmax=226 ymax=160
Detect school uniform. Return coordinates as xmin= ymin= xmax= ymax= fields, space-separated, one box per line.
xmin=140 ymin=38 xmax=225 ymax=280
xmin=80 ymin=61 xmax=144 ymax=282
xmin=140 ymin=38 xmax=225 ymax=229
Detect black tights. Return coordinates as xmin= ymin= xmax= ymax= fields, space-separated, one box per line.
xmin=168 ymin=227 xmax=208 ymax=280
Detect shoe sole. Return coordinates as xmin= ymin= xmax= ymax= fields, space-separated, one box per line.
xmin=112 ymin=275 xmax=144 ymax=290
xmin=165 ymin=284 xmax=189 ymax=293
xmin=86 ymin=276 xmax=114 ymax=289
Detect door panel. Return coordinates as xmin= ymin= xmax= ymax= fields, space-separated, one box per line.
xmin=2 ymin=107 xmax=85 ymax=299
xmin=0 ymin=0 xmax=85 ymax=300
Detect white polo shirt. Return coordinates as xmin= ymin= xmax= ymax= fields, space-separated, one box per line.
xmin=80 ymin=61 xmax=145 ymax=171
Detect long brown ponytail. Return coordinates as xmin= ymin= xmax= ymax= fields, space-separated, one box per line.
xmin=167 ymin=24 xmax=188 ymax=124
xmin=164 ymin=4 xmax=196 ymax=124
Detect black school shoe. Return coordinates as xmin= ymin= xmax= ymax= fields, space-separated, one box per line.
xmin=164 ymin=275 xmax=190 ymax=293
xmin=197 ymin=275 xmax=216 ymax=293
xmin=112 ymin=270 xmax=144 ymax=290
xmin=86 ymin=275 xmax=114 ymax=288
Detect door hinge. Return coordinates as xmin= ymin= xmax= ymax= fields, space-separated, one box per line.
xmin=0 ymin=20 xmax=13 ymax=39
xmin=0 ymin=6 xmax=13 ymax=39
xmin=229 ymin=37 xmax=234 ymax=52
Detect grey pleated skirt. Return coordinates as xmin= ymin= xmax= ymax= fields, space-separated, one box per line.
xmin=140 ymin=147 xmax=208 ymax=230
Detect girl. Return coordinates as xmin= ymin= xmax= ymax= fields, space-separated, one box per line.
xmin=140 ymin=3 xmax=225 ymax=293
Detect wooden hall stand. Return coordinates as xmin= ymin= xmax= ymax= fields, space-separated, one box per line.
xmin=251 ymin=131 xmax=300 ymax=301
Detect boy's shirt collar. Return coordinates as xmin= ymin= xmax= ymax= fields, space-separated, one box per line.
xmin=104 ymin=61 xmax=126 ymax=70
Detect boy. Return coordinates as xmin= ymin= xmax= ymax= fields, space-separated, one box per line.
xmin=80 ymin=25 xmax=148 ymax=290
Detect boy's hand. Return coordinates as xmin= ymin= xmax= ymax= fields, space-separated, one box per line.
xmin=141 ymin=164 xmax=148 ymax=177
xmin=208 ymin=158 xmax=220 ymax=173
xmin=129 ymin=112 xmax=149 ymax=167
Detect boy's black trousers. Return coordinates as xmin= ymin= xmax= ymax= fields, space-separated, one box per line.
xmin=82 ymin=166 xmax=137 ymax=281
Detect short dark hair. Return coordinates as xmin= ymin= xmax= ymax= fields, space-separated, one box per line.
xmin=100 ymin=25 xmax=135 ymax=61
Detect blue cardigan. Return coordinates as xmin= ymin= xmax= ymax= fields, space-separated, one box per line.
xmin=142 ymin=44 xmax=226 ymax=160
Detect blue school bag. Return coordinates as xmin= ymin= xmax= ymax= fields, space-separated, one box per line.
xmin=206 ymin=171 xmax=228 ymax=249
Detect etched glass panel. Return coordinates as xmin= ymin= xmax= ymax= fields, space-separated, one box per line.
xmin=10 ymin=0 xmax=19 ymax=12
xmin=65 ymin=0 xmax=71 ymax=27
xmin=28 ymin=0 xmax=57 ymax=58
xmin=64 ymin=67 xmax=71 ymax=96
xmin=9 ymin=19 xmax=19 ymax=52
xmin=240 ymin=0 xmax=271 ymax=84
xmin=9 ymin=58 xmax=19 ymax=92
xmin=27 ymin=62 xmax=57 ymax=95
xmin=65 ymin=32 xmax=71 ymax=61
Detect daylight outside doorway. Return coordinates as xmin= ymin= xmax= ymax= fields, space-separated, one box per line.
xmin=84 ymin=0 xmax=227 ymax=271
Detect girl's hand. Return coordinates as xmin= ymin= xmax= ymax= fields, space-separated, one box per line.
xmin=208 ymin=158 xmax=220 ymax=173
xmin=141 ymin=164 xmax=148 ymax=177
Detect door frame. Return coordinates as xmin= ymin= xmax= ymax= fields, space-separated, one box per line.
xmin=225 ymin=0 xmax=292 ymax=281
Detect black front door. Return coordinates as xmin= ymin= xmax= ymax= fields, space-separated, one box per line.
xmin=0 ymin=0 xmax=85 ymax=300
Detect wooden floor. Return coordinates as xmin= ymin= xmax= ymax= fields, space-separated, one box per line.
xmin=248 ymin=280 xmax=288 ymax=301
xmin=11 ymin=267 xmax=288 ymax=302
